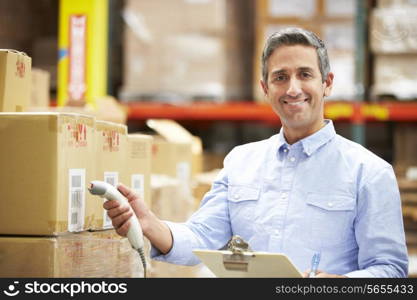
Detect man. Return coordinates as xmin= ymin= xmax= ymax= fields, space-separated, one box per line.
xmin=106 ymin=27 xmax=408 ymax=277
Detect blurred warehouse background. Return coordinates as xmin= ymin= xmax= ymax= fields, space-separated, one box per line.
xmin=1 ymin=0 xmax=417 ymax=277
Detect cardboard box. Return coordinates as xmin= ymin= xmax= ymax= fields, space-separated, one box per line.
xmin=370 ymin=8 xmax=417 ymax=54
xmin=192 ymin=169 xmax=221 ymax=210
xmin=0 ymin=112 xmax=95 ymax=235
xmin=147 ymin=119 xmax=203 ymax=180
xmin=267 ymin=0 xmax=316 ymax=18
xmin=127 ymin=134 xmax=153 ymax=207
xmin=324 ymin=0 xmax=355 ymax=17
xmin=0 ymin=49 xmax=31 ymax=112
xmin=0 ymin=230 xmax=143 ymax=277
xmin=378 ymin=0 xmax=417 ymax=7
xmin=93 ymin=96 xmax=127 ymax=124
xmin=119 ymin=0 xmax=253 ymax=101
xmin=192 ymin=136 xmax=203 ymax=176
xmin=151 ymin=137 xmax=193 ymax=183
xmin=151 ymin=175 xmax=194 ymax=222
xmin=30 ymin=68 xmax=50 ymax=107
xmin=89 ymin=120 xmax=128 ymax=230
xmin=120 ymin=0 xmax=226 ymax=100
xmin=147 ymin=119 xmax=194 ymax=184
xmin=121 ymin=32 xmax=226 ymax=101
xmin=372 ymin=54 xmax=417 ymax=99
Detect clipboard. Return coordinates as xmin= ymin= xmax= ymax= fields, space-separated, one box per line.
xmin=193 ymin=249 xmax=303 ymax=278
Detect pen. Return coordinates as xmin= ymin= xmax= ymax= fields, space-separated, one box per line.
xmin=308 ymin=252 xmax=321 ymax=278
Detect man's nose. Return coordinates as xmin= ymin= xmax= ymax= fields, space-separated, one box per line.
xmin=286 ymin=78 xmax=302 ymax=97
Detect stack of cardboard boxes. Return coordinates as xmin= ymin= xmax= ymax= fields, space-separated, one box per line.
xmin=144 ymin=119 xmax=204 ymax=277
xmin=0 ymin=54 xmax=154 ymax=276
xmin=0 ymin=49 xmax=211 ymax=278
xmin=119 ymin=0 xmax=253 ymax=102
xmin=370 ymin=0 xmax=417 ymax=99
xmin=0 ymin=112 xmax=154 ymax=277
xmin=0 ymin=114 xmax=202 ymax=277
xmin=0 ymin=114 xmax=204 ymax=277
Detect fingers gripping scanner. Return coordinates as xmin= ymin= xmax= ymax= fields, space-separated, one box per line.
xmin=88 ymin=180 xmax=147 ymax=276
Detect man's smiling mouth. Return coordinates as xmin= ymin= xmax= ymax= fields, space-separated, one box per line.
xmin=283 ymin=98 xmax=308 ymax=105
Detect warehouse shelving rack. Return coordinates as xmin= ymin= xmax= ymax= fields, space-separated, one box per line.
xmin=49 ymin=100 xmax=417 ymax=126
xmin=125 ymin=100 xmax=417 ymax=123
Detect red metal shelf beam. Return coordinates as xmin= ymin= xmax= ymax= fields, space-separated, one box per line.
xmin=126 ymin=101 xmax=417 ymax=123
xmin=126 ymin=102 xmax=280 ymax=123
xmin=66 ymin=100 xmax=415 ymax=124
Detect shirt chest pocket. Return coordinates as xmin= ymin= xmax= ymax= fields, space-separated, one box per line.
xmin=306 ymin=193 xmax=356 ymax=248
xmin=227 ymin=185 xmax=260 ymax=222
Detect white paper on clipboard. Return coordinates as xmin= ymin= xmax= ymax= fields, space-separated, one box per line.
xmin=193 ymin=249 xmax=303 ymax=278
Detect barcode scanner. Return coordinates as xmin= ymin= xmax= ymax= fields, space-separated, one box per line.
xmin=88 ymin=180 xmax=147 ymax=277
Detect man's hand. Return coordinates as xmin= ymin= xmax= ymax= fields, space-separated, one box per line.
xmin=103 ymin=183 xmax=173 ymax=254
xmin=103 ymin=183 xmax=150 ymax=237
xmin=302 ymin=269 xmax=348 ymax=278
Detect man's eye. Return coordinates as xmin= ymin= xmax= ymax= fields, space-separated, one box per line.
xmin=301 ymin=72 xmax=312 ymax=78
xmin=274 ymin=75 xmax=287 ymax=81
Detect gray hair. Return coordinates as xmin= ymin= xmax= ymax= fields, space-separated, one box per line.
xmin=261 ymin=27 xmax=330 ymax=84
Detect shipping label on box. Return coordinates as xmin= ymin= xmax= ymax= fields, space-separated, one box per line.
xmin=0 ymin=112 xmax=95 ymax=235
xmin=0 ymin=49 xmax=32 ymax=112
xmin=67 ymin=168 xmax=86 ymax=232
xmin=88 ymin=120 xmax=128 ymax=230
xmin=102 ymin=171 xmax=119 ymax=229
xmin=60 ymin=114 xmax=95 ymax=233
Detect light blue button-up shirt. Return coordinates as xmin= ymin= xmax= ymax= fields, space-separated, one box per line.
xmin=151 ymin=120 xmax=408 ymax=277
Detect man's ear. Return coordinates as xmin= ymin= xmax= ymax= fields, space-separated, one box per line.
xmin=323 ymin=72 xmax=334 ymax=97
xmin=260 ymin=79 xmax=268 ymax=96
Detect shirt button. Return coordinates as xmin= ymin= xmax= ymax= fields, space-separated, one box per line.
xmin=234 ymin=194 xmax=240 ymax=200
xmin=274 ymin=230 xmax=280 ymax=235
xmin=289 ymin=157 xmax=296 ymax=162
xmin=281 ymin=192 xmax=288 ymax=199
xmin=283 ymin=149 xmax=288 ymax=153
xmin=328 ymin=202 xmax=333 ymax=207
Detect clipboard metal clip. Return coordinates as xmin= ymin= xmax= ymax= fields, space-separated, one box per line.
xmin=222 ymin=235 xmax=254 ymax=272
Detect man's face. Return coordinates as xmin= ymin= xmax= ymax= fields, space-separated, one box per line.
xmin=261 ymin=45 xmax=333 ymax=133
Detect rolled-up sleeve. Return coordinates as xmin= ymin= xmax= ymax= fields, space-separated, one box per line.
xmin=345 ymin=166 xmax=408 ymax=278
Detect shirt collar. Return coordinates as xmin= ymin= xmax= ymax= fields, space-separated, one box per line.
xmin=275 ymin=120 xmax=336 ymax=156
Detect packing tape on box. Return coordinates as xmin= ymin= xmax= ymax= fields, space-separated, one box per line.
xmin=47 ymin=113 xmax=95 ymax=137
xmin=96 ymin=121 xmax=128 ymax=134
xmin=0 ymin=48 xmax=29 ymax=57
xmin=74 ymin=113 xmax=95 ymax=128
xmin=47 ymin=221 xmax=70 ymax=236
xmin=0 ymin=114 xmax=59 ymax=132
